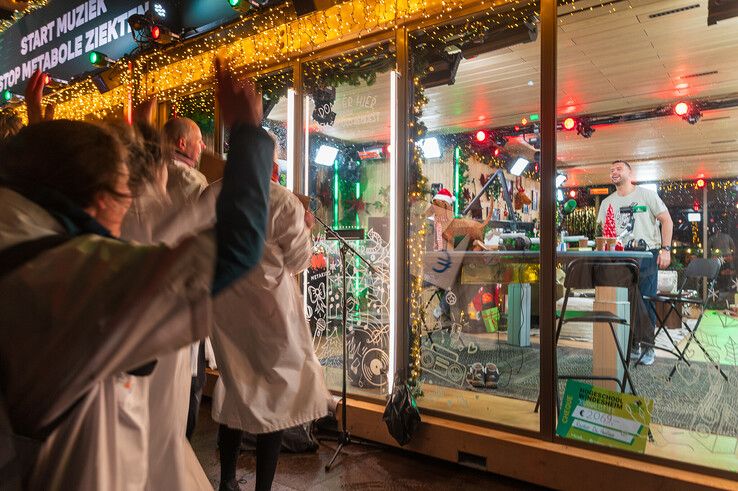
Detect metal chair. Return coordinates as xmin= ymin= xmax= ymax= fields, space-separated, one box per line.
xmin=536 ymin=258 xmax=641 ymax=414
xmin=641 ymin=257 xmax=728 ymax=381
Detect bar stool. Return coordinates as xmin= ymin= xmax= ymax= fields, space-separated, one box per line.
xmin=536 ymin=258 xmax=641 ymax=415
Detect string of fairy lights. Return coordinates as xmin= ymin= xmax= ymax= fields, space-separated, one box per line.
xmin=0 ymin=0 xmax=662 ymax=388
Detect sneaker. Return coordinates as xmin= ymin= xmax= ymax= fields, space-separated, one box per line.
xmin=629 ymin=345 xmax=641 ymax=361
xmin=467 ymin=362 xmax=485 ymax=388
xmin=639 ymin=348 xmax=655 ymax=366
xmin=484 ymin=363 xmax=500 ymax=389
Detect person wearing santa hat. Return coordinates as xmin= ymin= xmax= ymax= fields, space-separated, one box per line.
xmin=431 ymin=188 xmax=455 ymax=251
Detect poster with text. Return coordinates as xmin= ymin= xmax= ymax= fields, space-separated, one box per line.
xmin=556 ymin=380 xmax=653 ymax=454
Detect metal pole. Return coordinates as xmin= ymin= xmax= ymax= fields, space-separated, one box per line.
xmin=539 ymin=0 xmax=558 ymax=441
xmin=292 ymin=62 xmax=305 ymax=194
xmin=703 ymin=185 xmax=708 ymax=299
xmin=393 ymin=27 xmax=410 ymax=385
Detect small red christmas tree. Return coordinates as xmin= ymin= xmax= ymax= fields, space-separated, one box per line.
xmin=603 ymin=204 xmax=617 ymax=238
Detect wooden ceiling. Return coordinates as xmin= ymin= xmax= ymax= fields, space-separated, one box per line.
xmin=295 ymin=0 xmax=738 ymax=185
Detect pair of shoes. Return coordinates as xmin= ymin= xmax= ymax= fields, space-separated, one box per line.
xmin=484 ymin=363 xmax=500 ymax=389
xmin=467 ymin=362 xmax=485 ymax=387
xmin=219 ymin=479 xmax=240 ymax=491
xmin=466 ymin=362 xmax=500 ymax=389
xmin=639 ymin=348 xmax=655 ymax=366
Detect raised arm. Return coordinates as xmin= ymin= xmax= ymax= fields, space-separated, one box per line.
xmin=211 ymin=57 xmax=273 ymax=295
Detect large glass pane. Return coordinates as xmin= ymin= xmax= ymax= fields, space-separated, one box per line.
xmin=407 ymin=5 xmax=541 ymax=431
xmin=554 ymin=0 xmax=738 ymax=473
xmin=303 ymin=44 xmax=395 ymax=399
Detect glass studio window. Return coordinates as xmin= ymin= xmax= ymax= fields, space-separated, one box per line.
xmin=406 ymin=5 xmax=542 ymax=431
xmin=553 ymin=0 xmax=738 ymax=473
xmin=303 ymin=44 xmax=396 ymax=399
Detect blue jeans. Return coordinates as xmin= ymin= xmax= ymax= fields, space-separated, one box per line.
xmin=634 ymin=250 xmax=659 ymax=346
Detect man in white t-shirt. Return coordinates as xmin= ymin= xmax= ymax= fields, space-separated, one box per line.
xmin=597 ymin=160 xmax=673 ymax=365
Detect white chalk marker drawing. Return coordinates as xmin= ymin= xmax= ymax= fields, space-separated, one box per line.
xmin=421 ymin=343 xmax=466 ymax=387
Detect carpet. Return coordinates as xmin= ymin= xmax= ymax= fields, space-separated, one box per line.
xmin=419 ymin=337 xmax=738 ymax=438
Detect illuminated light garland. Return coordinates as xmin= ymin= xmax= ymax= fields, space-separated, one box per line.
xmin=1 ymin=0 xmax=580 ymax=391
xmin=0 ymin=1 xmax=49 ymax=34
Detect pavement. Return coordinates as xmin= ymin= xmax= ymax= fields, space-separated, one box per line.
xmin=191 ymin=399 xmax=546 ymax=491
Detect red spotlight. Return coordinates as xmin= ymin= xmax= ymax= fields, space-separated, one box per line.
xmin=514 ymin=125 xmax=520 ymax=132
xmin=563 ymin=117 xmax=576 ymax=130
xmin=693 ymin=200 xmax=700 ymax=211
xmin=151 ymin=25 xmax=160 ymax=39
xmin=43 ymin=74 xmax=50 ymax=85
xmin=569 ymin=189 xmax=577 ymax=198
xmin=674 ymin=102 xmax=689 ymax=116
xmin=475 ymin=130 xmax=487 ymax=142
xmin=696 ymin=178 xmax=706 ymax=189
xmin=493 ymin=147 xmax=500 ymax=157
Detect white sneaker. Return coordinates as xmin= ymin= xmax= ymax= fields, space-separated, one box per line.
xmin=640 ymin=348 xmax=655 ymax=366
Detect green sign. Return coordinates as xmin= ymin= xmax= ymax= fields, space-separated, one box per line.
xmin=557 ymin=380 xmax=653 ymax=453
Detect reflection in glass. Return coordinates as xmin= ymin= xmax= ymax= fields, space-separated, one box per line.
xmin=554 ymin=0 xmax=738 ymax=472
xmin=408 ymin=6 xmax=541 ymax=431
xmin=303 ymin=45 xmax=395 ymax=399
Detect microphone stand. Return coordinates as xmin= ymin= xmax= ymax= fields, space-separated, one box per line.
xmin=311 ymin=213 xmax=384 ymax=472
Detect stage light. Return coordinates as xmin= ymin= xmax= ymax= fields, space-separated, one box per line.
xmin=475 ymin=130 xmax=487 ymax=142
xmin=693 ymin=199 xmax=700 ymax=211
xmin=43 ymin=75 xmax=68 ymax=89
xmin=151 ymin=25 xmax=178 ymax=44
xmin=153 ymin=3 xmax=166 ymax=18
xmin=569 ymin=189 xmax=577 ymax=198
xmin=509 ymin=157 xmax=529 ymax=176
xmin=556 ymin=174 xmax=567 ymax=188
xmin=127 ymin=13 xmax=148 ymax=31
xmin=493 ymin=147 xmax=500 ymax=157
xmin=687 ymin=212 xmax=701 ymax=222
xmin=696 ymin=178 xmax=706 ymax=189
xmin=229 ymin=0 xmax=251 ymax=11
xmin=563 ymin=117 xmax=576 ymax=130
xmin=674 ymin=102 xmax=689 ymax=116
xmin=419 ymin=137 xmax=441 ymax=159
xmin=89 ymin=51 xmax=115 ymax=67
xmin=674 ymin=101 xmax=702 ymax=124
xmin=315 ymin=144 xmax=339 ymax=166
xmin=576 ymin=120 xmax=595 ymax=138
xmin=1 ymin=90 xmax=23 ymax=104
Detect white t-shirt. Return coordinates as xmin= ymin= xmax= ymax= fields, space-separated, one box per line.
xmin=597 ymin=186 xmax=668 ymax=249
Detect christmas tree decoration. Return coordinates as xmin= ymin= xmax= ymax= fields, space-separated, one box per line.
xmin=603 ymin=204 xmax=617 ymax=238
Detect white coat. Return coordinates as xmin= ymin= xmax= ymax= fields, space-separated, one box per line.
xmin=0 ymin=187 xmax=216 ymax=491
xmin=211 ymin=182 xmax=330 ymax=434
xmin=121 ymin=180 xmax=216 ymax=491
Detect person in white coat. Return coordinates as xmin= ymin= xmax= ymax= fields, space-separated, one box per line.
xmin=0 ymin=60 xmax=273 ymax=491
xmin=162 ymin=116 xmax=216 ymax=440
xmin=211 ymin=150 xmax=331 ymax=491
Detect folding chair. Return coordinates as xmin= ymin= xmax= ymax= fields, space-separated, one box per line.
xmin=536 ymin=258 xmax=641 ymax=414
xmin=641 ymin=257 xmax=728 ymax=381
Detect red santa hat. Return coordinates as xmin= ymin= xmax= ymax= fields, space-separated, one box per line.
xmin=432 ymin=188 xmax=455 ymax=205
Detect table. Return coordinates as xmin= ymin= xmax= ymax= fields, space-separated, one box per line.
xmin=423 ymin=249 xmax=653 ymax=391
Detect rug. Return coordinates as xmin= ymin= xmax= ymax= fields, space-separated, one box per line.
xmin=418 ymin=336 xmax=738 ymax=439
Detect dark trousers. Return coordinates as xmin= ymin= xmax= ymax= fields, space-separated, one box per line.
xmin=633 ymin=249 xmax=659 ymax=347
xmin=218 ymin=424 xmax=284 ymax=490
xmin=186 ymin=341 xmax=206 ymax=440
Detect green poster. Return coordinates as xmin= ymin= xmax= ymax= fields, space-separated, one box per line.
xmin=556 ymin=380 xmax=653 ymax=454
